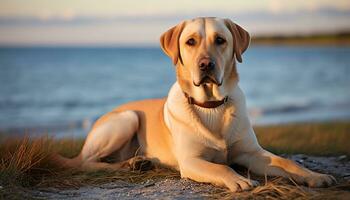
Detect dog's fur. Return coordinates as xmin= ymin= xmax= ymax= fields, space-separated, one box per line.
xmin=56 ymin=17 xmax=336 ymax=192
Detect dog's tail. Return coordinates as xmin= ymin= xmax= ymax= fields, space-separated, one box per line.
xmin=51 ymin=153 xmax=82 ymax=169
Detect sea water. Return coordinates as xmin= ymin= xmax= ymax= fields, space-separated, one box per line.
xmin=0 ymin=46 xmax=349 ymax=136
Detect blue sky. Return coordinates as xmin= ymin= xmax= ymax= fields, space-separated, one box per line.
xmin=0 ymin=0 xmax=349 ymax=46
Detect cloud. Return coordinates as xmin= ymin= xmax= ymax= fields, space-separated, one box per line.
xmin=0 ymin=7 xmax=349 ymax=46
xmin=266 ymin=0 xmax=350 ymax=14
xmin=268 ymin=0 xmax=283 ymax=14
xmin=37 ymin=8 xmax=76 ymax=22
xmin=1 ymin=8 xmax=349 ymax=27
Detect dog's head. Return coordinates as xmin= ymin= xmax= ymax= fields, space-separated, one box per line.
xmin=160 ymin=17 xmax=250 ymax=102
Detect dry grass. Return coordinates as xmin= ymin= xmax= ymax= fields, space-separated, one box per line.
xmin=0 ymin=136 xmax=55 ymax=187
xmin=0 ymin=121 xmax=350 ymax=199
xmin=255 ymin=121 xmax=350 ymax=156
xmin=207 ymin=177 xmax=350 ymax=200
xmin=210 ymin=167 xmax=350 ymax=200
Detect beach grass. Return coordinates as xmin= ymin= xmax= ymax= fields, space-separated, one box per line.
xmin=0 ymin=120 xmax=349 ymax=199
xmin=255 ymin=121 xmax=350 ymax=156
xmin=251 ymin=31 xmax=350 ymax=46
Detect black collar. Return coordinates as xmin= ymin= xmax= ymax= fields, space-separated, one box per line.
xmin=184 ymin=92 xmax=228 ymax=108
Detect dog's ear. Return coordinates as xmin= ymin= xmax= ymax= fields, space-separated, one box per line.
xmin=160 ymin=22 xmax=185 ymax=65
xmin=224 ymin=19 xmax=250 ymax=63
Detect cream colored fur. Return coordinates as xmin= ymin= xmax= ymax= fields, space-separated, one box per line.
xmin=56 ymin=17 xmax=336 ymax=192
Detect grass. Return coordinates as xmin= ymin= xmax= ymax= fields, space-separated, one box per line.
xmin=251 ymin=31 xmax=350 ymax=46
xmin=255 ymin=121 xmax=350 ymax=156
xmin=0 ymin=121 xmax=349 ymax=199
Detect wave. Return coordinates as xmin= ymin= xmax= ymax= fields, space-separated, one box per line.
xmin=0 ymin=98 xmax=123 ymax=109
xmin=249 ymin=101 xmax=350 ymax=125
xmin=1 ymin=100 xmax=349 ymax=137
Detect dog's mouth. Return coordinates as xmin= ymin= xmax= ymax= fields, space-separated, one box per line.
xmin=193 ymin=76 xmax=222 ymax=87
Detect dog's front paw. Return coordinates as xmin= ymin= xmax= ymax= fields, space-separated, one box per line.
xmin=128 ymin=156 xmax=154 ymax=171
xmin=303 ymin=172 xmax=337 ymax=187
xmin=225 ymin=176 xmax=259 ymax=192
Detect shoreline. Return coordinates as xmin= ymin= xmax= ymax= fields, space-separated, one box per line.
xmin=1 ymin=38 xmax=350 ymax=48
xmin=251 ymin=39 xmax=350 ymax=46
xmin=1 ymin=118 xmax=350 ymax=139
xmin=251 ymin=32 xmax=350 ymax=46
xmin=1 ymin=120 xmax=349 ymax=156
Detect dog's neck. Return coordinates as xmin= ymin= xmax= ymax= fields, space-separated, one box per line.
xmin=164 ymin=82 xmax=242 ymax=150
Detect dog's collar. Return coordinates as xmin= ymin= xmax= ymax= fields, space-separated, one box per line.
xmin=183 ymin=92 xmax=228 ymax=109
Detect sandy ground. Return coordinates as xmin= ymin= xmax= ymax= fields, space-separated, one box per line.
xmin=29 ymin=154 xmax=350 ymax=199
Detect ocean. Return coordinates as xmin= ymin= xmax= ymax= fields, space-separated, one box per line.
xmin=1 ymin=46 xmax=349 ymax=137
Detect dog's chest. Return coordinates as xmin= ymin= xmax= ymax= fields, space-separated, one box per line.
xmin=193 ymin=105 xmax=235 ymax=140
xmin=193 ymin=105 xmax=242 ymax=164
xmin=210 ymin=148 xmax=229 ymax=164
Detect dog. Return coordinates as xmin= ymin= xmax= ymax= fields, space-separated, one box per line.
xmin=56 ymin=17 xmax=336 ymax=192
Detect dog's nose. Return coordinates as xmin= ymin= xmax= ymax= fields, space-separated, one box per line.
xmin=199 ymin=58 xmax=215 ymax=71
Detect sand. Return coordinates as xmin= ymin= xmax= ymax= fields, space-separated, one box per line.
xmin=29 ymin=154 xmax=350 ymax=199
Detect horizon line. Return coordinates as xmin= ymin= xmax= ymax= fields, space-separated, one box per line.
xmin=1 ymin=30 xmax=349 ymax=48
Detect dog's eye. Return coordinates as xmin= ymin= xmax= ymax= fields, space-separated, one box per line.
xmin=186 ymin=38 xmax=196 ymax=46
xmin=215 ymin=36 xmax=226 ymax=45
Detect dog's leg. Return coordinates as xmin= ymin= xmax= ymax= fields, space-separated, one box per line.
xmin=234 ymin=149 xmax=336 ymax=187
xmin=80 ymin=156 xmax=153 ymax=171
xmin=231 ymin=130 xmax=336 ymax=187
xmin=179 ymin=158 xmax=259 ymax=192
xmin=62 ymin=110 xmax=140 ymax=170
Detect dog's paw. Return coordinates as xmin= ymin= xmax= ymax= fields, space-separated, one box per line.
xmin=128 ymin=156 xmax=154 ymax=171
xmin=303 ymin=172 xmax=337 ymax=188
xmin=225 ymin=176 xmax=259 ymax=192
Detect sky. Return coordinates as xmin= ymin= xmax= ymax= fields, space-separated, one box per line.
xmin=0 ymin=0 xmax=349 ymax=46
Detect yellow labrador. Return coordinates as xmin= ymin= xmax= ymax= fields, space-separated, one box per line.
xmin=56 ymin=17 xmax=336 ymax=192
